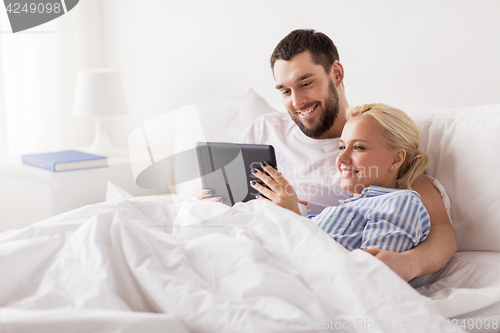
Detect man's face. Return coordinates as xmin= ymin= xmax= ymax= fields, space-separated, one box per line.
xmin=273 ymin=51 xmax=339 ymax=139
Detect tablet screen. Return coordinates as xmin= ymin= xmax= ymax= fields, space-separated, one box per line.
xmin=196 ymin=142 xmax=277 ymax=206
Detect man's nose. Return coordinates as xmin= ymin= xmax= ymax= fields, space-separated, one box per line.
xmin=292 ymin=90 xmax=307 ymax=109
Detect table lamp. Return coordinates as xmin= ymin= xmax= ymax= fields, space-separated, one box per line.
xmin=73 ymin=69 xmax=129 ymax=156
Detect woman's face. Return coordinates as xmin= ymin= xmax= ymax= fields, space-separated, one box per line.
xmin=336 ymin=116 xmax=401 ymax=196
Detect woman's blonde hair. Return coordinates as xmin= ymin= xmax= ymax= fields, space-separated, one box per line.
xmin=346 ymin=103 xmax=429 ymax=190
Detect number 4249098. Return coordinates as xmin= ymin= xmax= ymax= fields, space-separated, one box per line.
xmin=6 ymin=2 xmax=62 ymax=14
xmin=445 ymin=319 xmax=498 ymax=330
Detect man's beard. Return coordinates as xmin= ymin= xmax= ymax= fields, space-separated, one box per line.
xmin=290 ymin=79 xmax=339 ymax=139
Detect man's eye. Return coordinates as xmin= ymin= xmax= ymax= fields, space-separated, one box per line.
xmin=302 ymin=81 xmax=312 ymax=88
xmin=281 ymin=90 xmax=290 ymax=96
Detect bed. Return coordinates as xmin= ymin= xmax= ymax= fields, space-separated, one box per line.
xmin=0 ymin=89 xmax=499 ymax=333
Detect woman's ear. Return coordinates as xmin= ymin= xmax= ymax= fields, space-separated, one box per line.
xmin=331 ymin=60 xmax=344 ymax=88
xmin=392 ymin=149 xmax=406 ymax=170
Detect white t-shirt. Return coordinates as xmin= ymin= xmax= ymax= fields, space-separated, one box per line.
xmin=239 ymin=112 xmax=352 ymax=214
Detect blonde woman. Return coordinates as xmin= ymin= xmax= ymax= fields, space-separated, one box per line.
xmin=250 ymin=103 xmax=431 ymax=253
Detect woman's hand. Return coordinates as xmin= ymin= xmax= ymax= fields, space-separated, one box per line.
xmin=193 ymin=188 xmax=223 ymax=203
xmin=250 ymin=162 xmax=301 ymax=215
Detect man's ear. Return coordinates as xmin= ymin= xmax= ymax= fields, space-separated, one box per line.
xmin=392 ymin=149 xmax=406 ymax=169
xmin=331 ymin=60 xmax=345 ymax=88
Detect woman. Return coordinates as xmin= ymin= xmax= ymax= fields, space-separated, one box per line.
xmin=250 ymin=103 xmax=431 ymax=253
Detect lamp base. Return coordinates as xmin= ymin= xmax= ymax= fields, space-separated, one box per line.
xmin=88 ymin=116 xmax=119 ymax=157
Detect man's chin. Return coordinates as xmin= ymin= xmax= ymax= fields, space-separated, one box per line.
xmin=296 ymin=120 xmax=322 ymax=136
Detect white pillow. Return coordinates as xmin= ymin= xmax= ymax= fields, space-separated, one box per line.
xmin=412 ymin=251 xmax=500 ymax=318
xmin=216 ymin=88 xmax=278 ymax=142
xmin=411 ymin=104 xmax=500 ymax=252
xmin=196 ymin=101 xmax=241 ymax=141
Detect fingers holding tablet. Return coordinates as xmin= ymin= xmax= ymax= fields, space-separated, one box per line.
xmin=250 ymin=163 xmax=301 ymax=215
xmin=194 ymin=188 xmax=223 ymax=203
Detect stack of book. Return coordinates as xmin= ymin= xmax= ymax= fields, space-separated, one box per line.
xmin=21 ymin=150 xmax=108 ymax=172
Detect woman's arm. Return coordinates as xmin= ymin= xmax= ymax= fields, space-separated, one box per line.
xmin=361 ymin=192 xmax=430 ymax=253
xmin=364 ymin=175 xmax=457 ymax=281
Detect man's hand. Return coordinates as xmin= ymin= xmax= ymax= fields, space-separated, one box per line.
xmin=363 ymin=248 xmax=418 ymax=282
xmin=250 ymin=162 xmax=302 ymax=215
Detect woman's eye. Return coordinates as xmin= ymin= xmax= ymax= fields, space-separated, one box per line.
xmin=338 ymin=146 xmax=345 ymax=150
xmin=354 ymin=145 xmax=365 ymax=150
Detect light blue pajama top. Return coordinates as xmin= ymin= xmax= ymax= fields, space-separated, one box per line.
xmin=308 ymin=186 xmax=430 ymax=252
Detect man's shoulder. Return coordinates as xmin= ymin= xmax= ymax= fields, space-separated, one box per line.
xmin=240 ymin=111 xmax=294 ymax=144
xmin=254 ymin=111 xmax=292 ymax=125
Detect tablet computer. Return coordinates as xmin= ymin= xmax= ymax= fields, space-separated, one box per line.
xmin=195 ymin=142 xmax=277 ymax=206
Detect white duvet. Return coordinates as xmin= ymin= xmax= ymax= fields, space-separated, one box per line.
xmin=0 ymin=184 xmax=477 ymax=332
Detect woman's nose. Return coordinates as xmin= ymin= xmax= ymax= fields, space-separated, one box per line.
xmin=337 ymin=149 xmax=351 ymax=164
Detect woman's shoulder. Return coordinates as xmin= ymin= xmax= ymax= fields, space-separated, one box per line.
xmin=390 ymin=188 xmax=421 ymax=199
xmin=362 ymin=187 xmax=429 ymax=224
xmin=364 ymin=186 xmax=423 ymax=204
xmin=379 ymin=189 xmax=425 ymax=211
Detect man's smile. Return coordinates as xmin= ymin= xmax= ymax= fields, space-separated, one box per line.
xmin=297 ymin=103 xmax=318 ymax=119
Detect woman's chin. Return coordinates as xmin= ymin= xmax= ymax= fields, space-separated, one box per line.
xmin=340 ymin=181 xmax=365 ymax=195
xmin=340 ymin=182 xmax=354 ymax=194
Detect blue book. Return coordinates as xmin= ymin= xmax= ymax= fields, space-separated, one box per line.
xmin=21 ymin=150 xmax=108 ymax=172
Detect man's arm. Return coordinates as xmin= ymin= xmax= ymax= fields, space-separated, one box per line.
xmin=365 ymin=175 xmax=457 ymax=281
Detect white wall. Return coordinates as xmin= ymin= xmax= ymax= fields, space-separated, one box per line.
xmin=99 ymin=0 xmax=500 ymax=148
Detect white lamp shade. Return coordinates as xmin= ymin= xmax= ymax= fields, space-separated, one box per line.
xmin=73 ymin=69 xmax=128 ymax=117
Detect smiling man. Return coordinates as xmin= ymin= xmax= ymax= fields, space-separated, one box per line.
xmin=239 ymin=29 xmax=457 ymax=282
xmin=272 ymin=42 xmax=345 ymax=140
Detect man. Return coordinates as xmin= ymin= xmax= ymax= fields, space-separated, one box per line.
xmin=200 ymin=29 xmax=457 ymax=281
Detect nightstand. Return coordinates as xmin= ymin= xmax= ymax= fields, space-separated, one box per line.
xmin=0 ymin=152 xmax=168 ymax=233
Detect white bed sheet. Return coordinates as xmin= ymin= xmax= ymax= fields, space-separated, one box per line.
xmin=0 ymin=186 xmax=472 ymax=333
xmin=411 ymin=251 xmax=500 ymax=332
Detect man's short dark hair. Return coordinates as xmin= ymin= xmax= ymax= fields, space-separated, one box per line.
xmin=270 ymin=29 xmax=339 ymax=74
